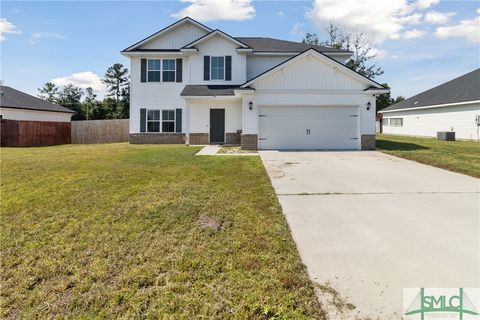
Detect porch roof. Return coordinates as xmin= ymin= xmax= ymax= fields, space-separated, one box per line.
xmin=180 ymin=85 xmax=252 ymax=97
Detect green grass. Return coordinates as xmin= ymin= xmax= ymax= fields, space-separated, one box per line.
xmin=0 ymin=143 xmax=323 ymax=319
xmin=376 ymin=134 xmax=480 ymax=178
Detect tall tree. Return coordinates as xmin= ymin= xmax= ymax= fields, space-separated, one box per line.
xmin=82 ymin=87 xmax=97 ymax=120
xmin=303 ymin=22 xmax=383 ymax=79
xmin=103 ymin=63 xmax=129 ymax=118
xmin=37 ymin=82 xmax=59 ymax=103
xmin=58 ymin=84 xmax=84 ymax=120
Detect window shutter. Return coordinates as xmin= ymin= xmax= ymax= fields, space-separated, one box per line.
xmin=175 ymin=109 xmax=182 ymax=133
xmin=140 ymin=108 xmax=146 ymax=132
xmin=225 ymin=56 xmax=232 ymax=81
xmin=203 ymin=56 xmax=210 ymax=81
xmin=141 ymin=59 xmax=147 ymax=83
xmin=176 ymin=58 xmax=183 ymax=83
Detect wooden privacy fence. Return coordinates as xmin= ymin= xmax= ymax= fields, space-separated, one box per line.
xmin=1 ymin=119 xmax=71 ymax=147
xmin=71 ymin=119 xmax=129 ymax=144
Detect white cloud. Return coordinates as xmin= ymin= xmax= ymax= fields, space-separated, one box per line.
xmin=434 ymin=15 xmax=480 ymax=43
xmin=171 ymin=0 xmax=255 ymax=22
xmin=306 ymin=0 xmax=430 ymax=43
xmin=0 ymin=18 xmax=20 ymax=42
xmin=289 ymin=22 xmax=305 ymax=38
xmin=29 ymin=32 xmax=66 ymax=45
xmin=51 ymin=72 xmax=106 ymax=92
xmin=370 ymin=47 xmax=387 ymax=59
xmin=416 ymin=0 xmax=439 ymax=10
xmin=403 ymin=28 xmax=426 ymax=39
xmin=277 ymin=10 xmax=285 ymax=16
xmin=424 ymin=11 xmax=456 ymax=24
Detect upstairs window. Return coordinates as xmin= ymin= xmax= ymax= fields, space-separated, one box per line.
xmin=211 ymin=56 xmax=225 ymax=80
xmin=162 ymin=110 xmax=175 ymax=132
xmin=147 ymin=60 xmax=161 ymax=82
xmin=162 ymin=59 xmax=176 ymax=82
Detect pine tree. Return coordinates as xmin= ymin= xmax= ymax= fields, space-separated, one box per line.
xmin=103 ymin=63 xmax=129 ymax=118
xmin=38 ymin=82 xmax=59 ymax=103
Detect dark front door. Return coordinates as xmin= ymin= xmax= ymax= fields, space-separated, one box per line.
xmin=210 ymin=109 xmax=225 ymax=143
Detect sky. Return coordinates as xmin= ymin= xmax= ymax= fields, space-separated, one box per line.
xmin=1 ymin=0 xmax=479 ymax=99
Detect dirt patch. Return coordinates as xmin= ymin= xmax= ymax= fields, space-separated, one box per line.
xmin=196 ymin=215 xmax=231 ymax=231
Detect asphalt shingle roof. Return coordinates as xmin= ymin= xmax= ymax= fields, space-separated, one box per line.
xmin=180 ymin=85 xmax=245 ymax=96
xmin=0 ymin=85 xmax=75 ymax=113
xmin=235 ymin=37 xmax=351 ymax=53
xmin=382 ymin=68 xmax=480 ymax=112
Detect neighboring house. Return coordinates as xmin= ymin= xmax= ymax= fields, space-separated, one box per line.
xmin=121 ymin=17 xmax=389 ymax=150
xmin=0 ymin=85 xmax=74 ymax=147
xmin=0 ymin=85 xmax=74 ymax=122
xmin=380 ymin=69 xmax=480 ymax=140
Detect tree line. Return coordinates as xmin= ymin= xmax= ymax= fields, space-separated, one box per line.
xmin=302 ymin=22 xmax=405 ymax=111
xmin=38 ymin=63 xmax=129 ymax=120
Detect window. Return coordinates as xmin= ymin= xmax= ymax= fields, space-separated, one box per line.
xmin=390 ymin=118 xmax=403 ymax=126
xmin=147 ymin=110 xmax=160 ymax=132
xmin=162 ymin=110 xmax=175 ymax=132
xmin=211 ymin=56 xmax=225 ymax=80
xmin=383 ymin=118 xmax=388 ymax=126
xmin=147 ymin=60 xmax=161 ymax=82
xmin=162 ymin=59 xmax=176 ymax=82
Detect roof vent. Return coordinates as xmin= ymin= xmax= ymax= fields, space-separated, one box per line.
xmin=414 ymin=101 xmax=418 ymax=105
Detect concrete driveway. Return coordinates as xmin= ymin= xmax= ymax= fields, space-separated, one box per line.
xmin=260 ymin=151 xmax=480 ymax=319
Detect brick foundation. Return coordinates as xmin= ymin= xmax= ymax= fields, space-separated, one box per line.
xmin=361 ymin=134 xmax=376 ymax=150
xmin=129 ymin=133 xmax=185 ymax=144
xmin=241 ymin=134 xmax=258 ymax=150
xmin=225 ymin=132 xmax=241 ymax=145
xmin=188 ymin=133 xmax=209 ymax=145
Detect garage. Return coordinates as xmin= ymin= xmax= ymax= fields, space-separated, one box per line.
xmin=258 ymin=106 xmax=359 ymax=150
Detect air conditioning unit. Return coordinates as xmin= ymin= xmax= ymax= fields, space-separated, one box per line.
xmin=437 ymin=131 xmax=455 ymax=141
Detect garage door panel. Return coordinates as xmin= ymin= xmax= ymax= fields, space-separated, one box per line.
xmin=259 ymin=106 xmax=359 ymax=150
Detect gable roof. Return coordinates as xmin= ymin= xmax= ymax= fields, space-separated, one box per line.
xmin=182 ymin=29 xmax=251 ymax=49
xmin=235 ymin=37 xmax=352 ymax=54
xmin=0 ymin=85 xmax=75 ymax=113
xmin=122 ymin=17 xmax=212 ymax=52
xmin=241 ymin=48 xmax=388 ymax=90
xmin=381 ymin=68 xmax=480 ymax=112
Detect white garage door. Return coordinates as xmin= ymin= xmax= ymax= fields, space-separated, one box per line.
xmin=258 ymin=106 xmax=359 ymax=150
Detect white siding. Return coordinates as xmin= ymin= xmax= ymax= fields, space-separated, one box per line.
xmin=187 ymin=98 xmax=242 ymax=134
xmin=242 ymin=52 xmax=375 ymax=136
xmin=254 ymin=55 xmax=365 ymax=91
xmin=382 ymin=103 xmax=480 ymax=140
xmin=246 ymin=55 xmax=290 ymax=81
xmin=140 ymin=23 xmax=208 ymax=49
xmin=0 ymin=107 xmax=72 ymax=122
xmin=189 ymin=36 xmax=246 ymax=84
xmin=129 ymin=56 xmax=188 ymax=133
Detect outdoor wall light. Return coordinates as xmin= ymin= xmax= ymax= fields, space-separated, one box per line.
xmin=249 ymin=101 xmax=253 ymax=110
xmin=366 ymin=101 xmax=371 ymax=110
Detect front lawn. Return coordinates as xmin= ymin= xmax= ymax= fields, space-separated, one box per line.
xmin=376 ymin=134 xmax=480 ymax=178
xmin=1 ymin=144 xmax=322 ymax=319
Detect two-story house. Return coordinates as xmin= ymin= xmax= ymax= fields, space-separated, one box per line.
xmin=121 ymin=17 xmax=388 ymax=150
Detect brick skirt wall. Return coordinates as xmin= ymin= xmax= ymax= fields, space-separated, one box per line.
xmin=129 ymin=133 xmax=185 ymax=144
xmin=189 ymin=133 xmax=209 ymax=145
xmin=225 ymin=132 xmax=241 ymax=145
xmin=361 ymin=134 xmax=376 ymax=150
xmin=241 ymin=134 xmax=258 ymax=150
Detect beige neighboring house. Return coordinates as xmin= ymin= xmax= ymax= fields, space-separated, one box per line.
xmin=0 ymin=85 xmax=74 ymax=122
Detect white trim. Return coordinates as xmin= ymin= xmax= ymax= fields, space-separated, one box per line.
xmin=124 ymin=18 xmax=212 ymax=52
xmin=364 ymin=89 xmax=390 ymax=94
xmin=121 ymin=51 xmax=184 ymax=57
xmin=254 ymin=89 xmax=380 ymax=95
xmin=380 ymin=100 xmax=480 ymax=113
xmin=241 ymin=49 xmax=384 ymax=89
xmin=183 ymin=29 xmax=250 ymax=49
xmin=181 ymin=95 xmax=239 ymax=100
xmin=250 ymin=51 xmax=352 ymax=56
